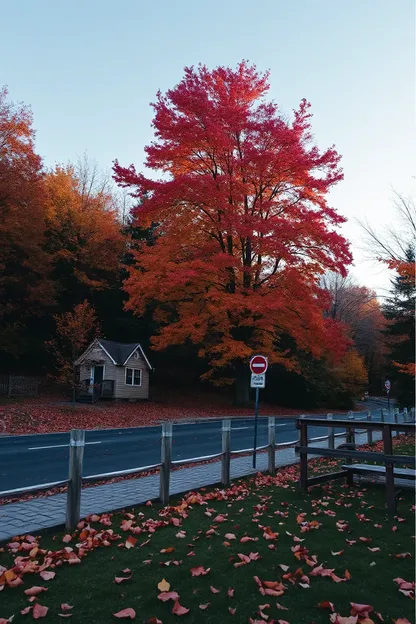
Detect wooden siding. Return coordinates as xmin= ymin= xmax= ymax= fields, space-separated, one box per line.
xmin=114 ymin=350 xmax=150 ymax=399
xmin=79 ymin=346 xmax=117 ymax=384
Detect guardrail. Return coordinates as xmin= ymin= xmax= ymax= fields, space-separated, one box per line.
xmin=1 ymin=407 xmax=414 ymax=530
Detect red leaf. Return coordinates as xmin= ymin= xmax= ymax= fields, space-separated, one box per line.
xmin=24 ymin=586 xmax=48 ymax=596
xmin=114 ymin=575 xmax=132 ymax=584
xmin=62 ymin=534 xmax=72 ymax=543
xmin=39 ymin=571 xmax=56 ymax=581
xmin=21 ymin=606 xmax=32 ymax=615
xmin=350 ymin=603 xmax=373 ymax=617
xmin=199 ymin=604 xmax=210 ymax=610
xmin=228 ymin=607 xmax=236 ymax=615
xmin=190 ymin=566 xmax=210 ymax=576
xmin=33 ymin=604 xmax=49 ymax=619
xmin=210 ymin=585 xmax=220 ymax=594
xmin=61 ymin=605 xmax=73 ymax=611
xmin=227 ymin=587 xmax=235 ymax=598
xmin=158 ymin=591 xmax=179 ymax=602
xmin=172 ymin=600 xmax=190 ymax=616
xmin=113 ymin=608 xmax=136 ymax=619
xmin=125 ymin=536 xmax=137 ymax=549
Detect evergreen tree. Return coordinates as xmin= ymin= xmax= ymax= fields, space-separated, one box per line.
xmin=382 ymin=246 xmax=415 ymax=407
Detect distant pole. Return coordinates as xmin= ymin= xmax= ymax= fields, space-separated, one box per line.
xmin=253 ymin=387 xmax=260 ymax=469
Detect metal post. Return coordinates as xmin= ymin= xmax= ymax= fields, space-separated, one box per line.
xmin=267 ymin=417 xmax=276 ymax=473
xmin=159 ymin=422 xmax=173 ymax=506
xmin=403 ymin=408 xmax=408 ymax=422
xmin=411 ymin=407 xmax=415 ymax=423
xmin=367 ymin=411 xmax=373 ymax=445
xmin=252 ymin=387 xmax=260 ymax=469
xmin=327 ymin=414 xmax=334 ymax=449
xmin=66 ymin=429 xmax=85 ymax=531
xmin=381 ymin=408 xmax=386 ymax=422
xmin=221 ymin=419 xmax=231 ymax=486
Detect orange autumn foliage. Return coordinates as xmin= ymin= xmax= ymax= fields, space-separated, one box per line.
xmin=0 ymin=86 xmax=54 ymax=355
xmin=44 ymin=165 xmax=124 ymax=293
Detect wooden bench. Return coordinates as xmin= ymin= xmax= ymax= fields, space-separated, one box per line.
xmin=342 ymin=464 xmax=416 ymax=481
xmin=296 ymin=417 xmax=416 ymax=516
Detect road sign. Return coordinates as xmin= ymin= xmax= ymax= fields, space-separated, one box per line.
xmin=385 ymin=380 xmax=391 ymax=391
xmin=251 ymin=373 xmax=266 ymax=388
xmin=250 ymin=355 xmax=268 ymax=375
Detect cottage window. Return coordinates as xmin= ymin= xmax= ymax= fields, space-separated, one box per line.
xmin=125 ymin=368 xmax=141 ymax=386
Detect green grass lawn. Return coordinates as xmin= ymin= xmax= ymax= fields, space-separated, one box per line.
xmin=1 ymin=436 xmax=414 ymax=624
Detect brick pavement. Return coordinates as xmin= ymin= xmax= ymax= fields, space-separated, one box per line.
xmin=0 ymin=430 xmax=379 ymax=542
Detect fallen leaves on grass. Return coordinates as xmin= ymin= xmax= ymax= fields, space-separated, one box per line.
xmin=113 ymin=608 xmax=136 ymax=619
xmin=32 ymin=603 xmax=49 ymax=619
xmin=172 ymin=600 xmax=189 ymax=615
xmin=190 ymin=566 xmax=210 ymax=576
xmin=157 ymin=578 xmax=170 ymax=592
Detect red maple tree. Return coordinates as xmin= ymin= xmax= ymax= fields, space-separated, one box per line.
xmin=114 ymin=62 xmax=352 ymax=403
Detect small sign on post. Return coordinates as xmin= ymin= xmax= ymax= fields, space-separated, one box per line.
xmin=251 ymin=373 xmax=265 ymax=388
xmin=249 ymin=355 xmax=268 ymax=469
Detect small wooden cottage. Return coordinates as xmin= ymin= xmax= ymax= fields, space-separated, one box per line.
xmin=74 ymin=339 xmax=152 ymax=401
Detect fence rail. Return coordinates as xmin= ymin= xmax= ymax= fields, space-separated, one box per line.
xmin=0 ymin=407 xmax=414 ymax=530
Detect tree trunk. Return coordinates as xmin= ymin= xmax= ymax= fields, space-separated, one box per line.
xmin=234 ymin=362 xmax=250 ymax=407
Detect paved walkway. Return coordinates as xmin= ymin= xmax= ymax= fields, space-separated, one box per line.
xmin=0 ymin=431 xmax=377 ymax=542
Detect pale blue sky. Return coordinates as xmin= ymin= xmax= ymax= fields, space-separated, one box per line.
xmin=2 ymin=0 xmax=415 ymax=294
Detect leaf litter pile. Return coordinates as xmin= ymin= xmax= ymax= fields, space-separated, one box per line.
xmin=1 ymin=436 xmax=414 ymax=623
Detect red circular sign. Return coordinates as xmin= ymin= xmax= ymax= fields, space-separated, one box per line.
xmin=250 ymin=355 xmax=268 ymax=374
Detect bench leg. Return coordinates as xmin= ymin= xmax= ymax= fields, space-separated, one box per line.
xmin=346 ymin=470 xmax=354 ymax=486
xmin=385 ymin=464 xmax=396 ymax=517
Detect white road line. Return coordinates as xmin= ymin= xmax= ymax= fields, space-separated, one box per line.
xmin=28 ymin=442 xmax=102 ymax=450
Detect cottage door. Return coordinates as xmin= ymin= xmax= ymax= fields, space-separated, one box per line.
xmin=93 ymin=365 xmax=104 ymax=385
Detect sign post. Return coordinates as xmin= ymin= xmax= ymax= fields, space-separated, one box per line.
xmin=250 ymin=355 xmax=268 ymax=469
xmin=385 ymin=379 xmax=391 ymax=412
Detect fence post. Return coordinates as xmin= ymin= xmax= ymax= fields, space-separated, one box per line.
xmin=411 ymin=407 xmax=415 ymax=423
xmin=267 ymin=417 xmax=276 ymax=473
xmin=367 ymin=411 xmax=373 ymax=445
xmin=327 ymin=414 xmax=334 ymax=449
xmin=299 ymin=418 xmax=308 ymax=492
xmin=380 ymin=408 xmax=386 ymax=422
xmin=221 ymin=419 xmax=231 ymax=486
xmin=66 ymin=429 xmax=85 ymax=531
xmin=159 ymin=422 xmax=173 ymax=506
xmin=347 ymin=411 xmax=355 ymax=445
xmin=403 ymin=408 xmax=408 ymax=422
xmin=382 ymin=424 xmax=395 ymax=517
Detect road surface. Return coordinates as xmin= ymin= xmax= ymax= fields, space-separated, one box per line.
xmin=0 ymin=400 xmax=390 ymax=492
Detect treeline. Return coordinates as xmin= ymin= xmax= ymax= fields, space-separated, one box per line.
xmin=0 ymin=78 xmax=414 ymax=408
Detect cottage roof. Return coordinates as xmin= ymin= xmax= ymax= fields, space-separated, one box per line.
xmin=98 ymin=340 xmax=152 ymax=369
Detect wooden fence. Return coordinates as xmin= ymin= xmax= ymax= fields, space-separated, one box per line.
xmin=0 ymin=408 xmax=414 ymax=531
xmin=0 ymin=375 xmax=39 ymax=397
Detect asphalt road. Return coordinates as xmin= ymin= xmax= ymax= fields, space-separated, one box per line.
xmin=0 ymin=400 xmax=390 ymax=492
